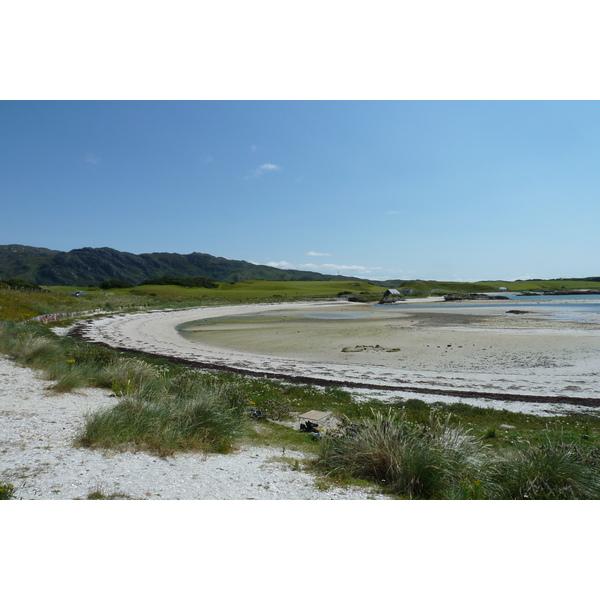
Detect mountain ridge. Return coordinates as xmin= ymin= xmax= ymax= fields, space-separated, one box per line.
xmin=0 ymin=244 xmax=373 ymax=287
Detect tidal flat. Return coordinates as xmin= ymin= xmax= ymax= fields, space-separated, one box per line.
xmin=177 ymin=301 xmax=600 ymax=376
xmin=74 ymin=300 xmax=600 ymax=414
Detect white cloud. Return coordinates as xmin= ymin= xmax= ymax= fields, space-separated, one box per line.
xmin=265 ymin=260 xmax=382 ymax=275
xmin=247 ymin=163 xmax=282 ymax=178
xmin=307 ymin=251 xmax=331 ymax=257
xmin=85 ymin=153 xmax=99 ymax=165
xmin=202 ymin=154 xmax=213 ymax=163
xmin=250 ymin=145 xmax=258 ymax=153
xmin=266 ymin=261 xmax=296 ymax=269
xmin=321 ymin=263 xmax=383 ymax=274
xmin=386 ymin=210 xmax=401 ymax=215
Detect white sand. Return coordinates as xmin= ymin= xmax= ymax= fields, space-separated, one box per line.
xmin=68 ymin=300 xmax=600 ymax=416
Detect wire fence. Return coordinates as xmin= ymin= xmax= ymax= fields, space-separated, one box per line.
xmin=28 ymin=310 xmax=100 ymax=324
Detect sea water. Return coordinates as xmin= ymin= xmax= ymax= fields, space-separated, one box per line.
xmin=377 ymin=294 xmax=600 ymax=323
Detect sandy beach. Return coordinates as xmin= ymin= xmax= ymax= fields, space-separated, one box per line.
xmin=68 ymin=299 xmax=600 ymax=416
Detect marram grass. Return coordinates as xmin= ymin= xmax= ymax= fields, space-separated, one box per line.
xmin=485 ymin=435 xmax=600 ymax=500
xmin=78 ymin=381 xmax=249 ymax=455
xmin=315 ymin=409 xmax=600 ymax=499
xmin=316 ymin=409 xmax=486 ymax=499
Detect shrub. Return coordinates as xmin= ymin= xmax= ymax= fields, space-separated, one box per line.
xmin=99 ymin=280 xmax=133 ymax=289
xmin=2 ymin=278 xmax=41 ymax=290
xmin=138 ymin=276 xmax=217 ymax=288
xmin=0 ymin=481 xmax=15 ymax=500
xmin=71 ymin=342 xmax=117 ymax=366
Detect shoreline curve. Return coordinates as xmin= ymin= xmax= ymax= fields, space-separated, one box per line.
xmin=67 ymin=301 xmax=600 ymax=413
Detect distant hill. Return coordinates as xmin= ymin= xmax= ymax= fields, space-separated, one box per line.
xmin=0 ymin=244 xmax=367 ymax=287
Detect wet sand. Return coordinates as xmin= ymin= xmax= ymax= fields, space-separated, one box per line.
xmin=68 ymin=300 xmax=600 ymax=413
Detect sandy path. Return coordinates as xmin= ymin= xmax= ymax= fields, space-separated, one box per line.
xmin=67 ymin=301 xmax=600 ymax=416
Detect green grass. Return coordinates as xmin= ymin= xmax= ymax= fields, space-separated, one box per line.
xmin=479 ymin=279 xmax=600 ymax=292
xmin=396 ymin=280 xmax=501 ymax=295
xmin=115 ymin=279 xmax=388 ymax=301
xmin=10 ymin=280 xmax=382 ymax=320
xmin=316 ymin=409 xmax=486 ymax=499
xmin=485 ymin=435 xmax=600 ymax=499
xmin=0 ymin=286 xmax=163 ymax=321
xmin=389 ymin=279 xmax=600 ymax=295
xmin=0 ymin=481 xmax=16 ymax=500
xmin=86 ymin=490 xmax=134 ymax=500
xmin=3 ymin=275 xmax=594 ymax=324
xmin=314 ymin=408 xmax=600 ymax=499
xmin=78 ymin=383 xmax=249 ymax=455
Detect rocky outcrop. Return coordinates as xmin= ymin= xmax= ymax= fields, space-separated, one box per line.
xmin=444 ymin=294 xmax=509 ymax=302
xmin=518 ymin=290 xmax=598 ymax=296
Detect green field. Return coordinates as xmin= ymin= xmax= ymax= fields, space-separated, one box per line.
xmin=128 ymin=279 xmax=387 ymax=299
xmin=44 ymin=277 xmax=600 ymax=301
xmin=387 ymin=279 xmax=600 ymax=294
xmin=483 ymin=279 xmax=600 ymax=292
xmin=2 ymin=276 xmax=600 ymax=322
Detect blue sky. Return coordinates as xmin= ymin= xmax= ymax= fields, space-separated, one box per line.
xmin=1 ymin=100 xmax=599 ymax=282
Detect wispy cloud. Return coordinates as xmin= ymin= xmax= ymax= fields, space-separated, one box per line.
xmin=250 ymin=145 xmax=258 ymax=153
xmin=386 ymin=210 xmax=401 ymax=215
xmin=307 ymin=251 xmax=331 ymax=257
xmin=320 ymin=263 xmax=383 ymax=274
xmin=265 ymin=260 xmax=382 ymax=275
xmin=202 ymin=154 xmax=213 ymax=164
xmin=85 ymin=153 xmax=99 ymax=165
xmin=246 ymin=163 xmax=282 ymax=178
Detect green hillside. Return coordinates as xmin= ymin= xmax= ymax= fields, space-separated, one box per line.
xmin=0 ymin=244 xmax=366 ymax=287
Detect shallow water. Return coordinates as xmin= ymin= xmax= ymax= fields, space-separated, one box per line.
xmin=303 ymin=312 xmax=368 ymax=320
xmin=378 ymin=295 xmax=600 ymax=323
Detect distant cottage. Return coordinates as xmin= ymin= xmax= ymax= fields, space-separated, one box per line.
xmin=383 ymin=288 xmax=414 ymax=297
xmin=380 ymin=288 xmax=405 ymax=304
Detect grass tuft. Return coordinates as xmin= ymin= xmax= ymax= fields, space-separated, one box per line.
xmin=317 ymin=409 xmax=485 ymax=499
xmin=487 ymin=435 xmax=600 ymax=499
xmin=77 ymin=379 xmax=249 ymax=455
